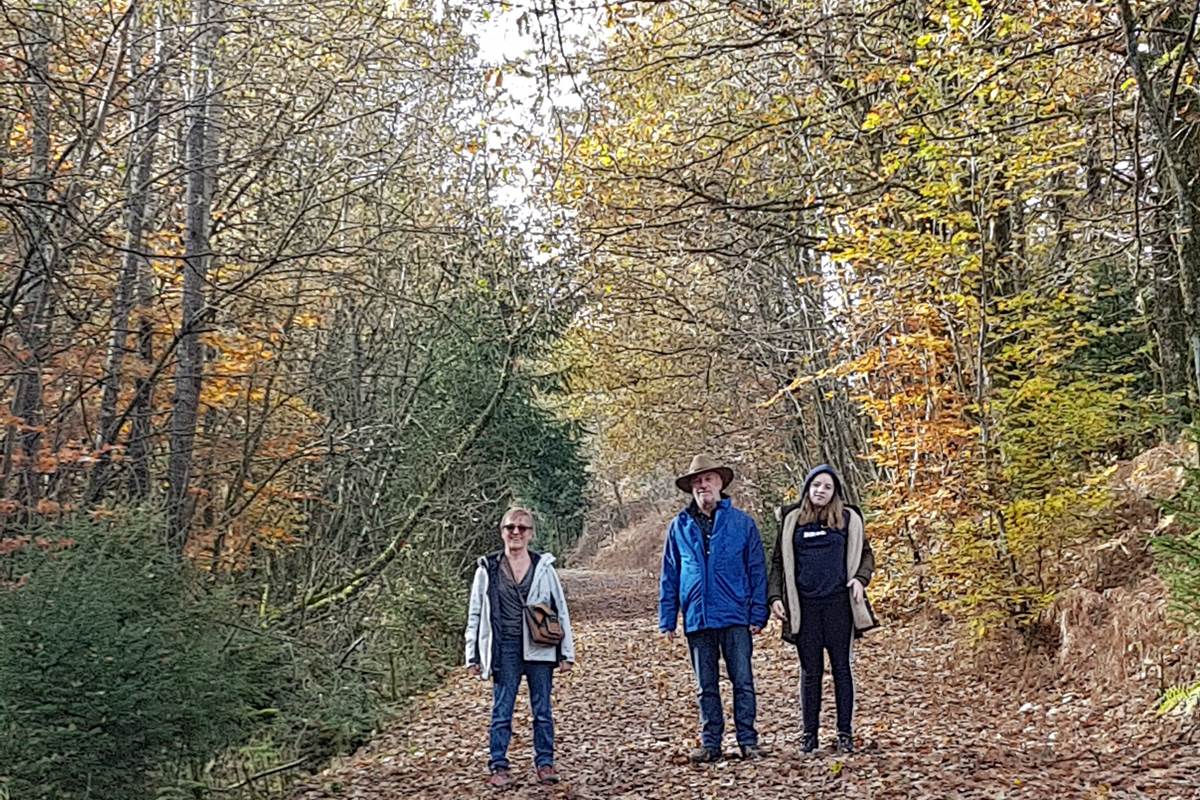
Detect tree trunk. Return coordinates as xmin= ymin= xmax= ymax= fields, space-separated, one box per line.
xmin=91 ymin=11 xmax=165 ymax=501
xmin=1119 ymin=0 xmax=1200 ymax=408
xmin=5 ymin=3 xmax=55 ymax=509
xmin=168 ymin=0 xmax=220 ymax=551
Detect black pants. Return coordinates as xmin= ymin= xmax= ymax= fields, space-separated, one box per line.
xmin=796 ymin=594 xmax=854 ymax=735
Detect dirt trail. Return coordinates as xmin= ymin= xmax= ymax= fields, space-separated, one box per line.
xmin=291 ymin=569 xmax=1199 ymax=799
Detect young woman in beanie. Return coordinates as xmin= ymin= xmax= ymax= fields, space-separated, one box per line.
xmin=767 ymin=465 xmax=877 ymax=754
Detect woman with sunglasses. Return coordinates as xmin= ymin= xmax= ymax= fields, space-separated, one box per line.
xmin=465 ymin=506 xmax=576 ymax=788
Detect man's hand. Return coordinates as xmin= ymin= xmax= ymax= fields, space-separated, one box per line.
xmin=848 ymin=578 xmax=865 ymax=603
xmin=558 ymin=660 xmax=574 ymax=673
xmin=771 ymin=599 xmax=787 ymax=621
xmin=749 ymin=625 xmax=762 ymax=635
xmin=467 ymin=663 xmax=481 ymax=677
xmin=661 ymin=629 xmax=677 ymax=642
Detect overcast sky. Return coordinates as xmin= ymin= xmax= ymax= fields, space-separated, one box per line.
xmin=463 ymin=2 xmax=602 ymax=222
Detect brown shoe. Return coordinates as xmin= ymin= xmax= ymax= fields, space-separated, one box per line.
xmin=688 ymin=747 xmax=723 ymax=764
xmin=739 ymin=743 xmax=768 ymax=760
xmin=536 ymin=764 xmax=561 ymax=784
xmin=487 ymin=769 xmax=513 ymax=789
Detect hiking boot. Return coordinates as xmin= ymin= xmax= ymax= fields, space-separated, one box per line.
xmin=836 ymin=732 xmax=855 ymax=754
xmin=739 ymin=743 xmax=767 ymax=760
xmin=688 ymin=746 xmax=723 ymax=764
xmin=486 ymin=768 xmax=513 ymax=789
xmin=536 ymin=764 xmax=561 ymax=784
xmin=800 ymin=732 xmax=818 ymax=755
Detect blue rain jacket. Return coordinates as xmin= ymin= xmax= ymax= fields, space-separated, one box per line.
xmin=658 ymin=497 xmax=769 ymax=634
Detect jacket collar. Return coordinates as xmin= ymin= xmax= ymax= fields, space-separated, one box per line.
xmin=683 ymin=495 xmax=731 ymax=520
xmin=479 ymin=549 xmax=550 ymax=571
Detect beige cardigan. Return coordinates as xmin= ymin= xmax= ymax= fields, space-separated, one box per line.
xmin=767 ymin=505 xmax=878 ymax=640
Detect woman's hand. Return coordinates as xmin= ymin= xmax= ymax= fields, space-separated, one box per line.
xmin=558 ymin=660 xmax=574 ymax=673
xmin=467 ymin=663 xmax=481 ymax=677
xmin=771 ymin=599 xmax=787 ymax=621
xmin=847 ymin=578 xmax=865 ymax=603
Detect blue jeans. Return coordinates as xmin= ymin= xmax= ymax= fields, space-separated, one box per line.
xmin=489 ymin=637 xmax=555 ymax=771
xmin=685 ymin=625 xmax=758 ymax=751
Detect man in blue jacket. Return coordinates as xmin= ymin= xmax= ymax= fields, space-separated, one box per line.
xmin=659 ymin=453 xmax=769 ymax=762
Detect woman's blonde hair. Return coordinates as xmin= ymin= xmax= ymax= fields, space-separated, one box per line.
xmin=797 ymin=494 xmax=845 ymax=529
xmin=501 ymin=505 xmax=536 ymax=531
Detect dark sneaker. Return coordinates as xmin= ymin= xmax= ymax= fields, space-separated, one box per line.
xmin=688 ymin=747 xmax=723 ymax=764
xmin=536 ymin=764 xmax=561 ymax=784
xmin=801 ymin=732 xmax=818 ymax=754
xmin=836 ymin=732 xmax=855 ymax=754
xmin=487 ymin=769 xmax=513 ymax=789
xmin=739 ymin=744 xmax=767 ymax=760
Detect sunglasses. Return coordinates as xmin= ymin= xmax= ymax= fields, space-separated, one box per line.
xmin=502 ymin=524 xmax=532 ymax=533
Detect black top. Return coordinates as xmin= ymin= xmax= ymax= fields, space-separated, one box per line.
xmin=793 ymin=521 xmax=848 ymax=601
xmin=687 ymin=501 xmax=717 ymax=557
xmin=498 ymin=557 xmax=533 ymax=640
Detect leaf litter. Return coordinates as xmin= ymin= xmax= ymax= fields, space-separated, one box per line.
xmin=291 ymin=570 xmax=1199 ymax=799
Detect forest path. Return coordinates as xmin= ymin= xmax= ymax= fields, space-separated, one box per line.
xmin=291 ymin=569 xmax=1198 ymax=799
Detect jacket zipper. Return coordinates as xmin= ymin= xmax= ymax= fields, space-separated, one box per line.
xmin=700 ymin=506 xmax=717 ymax=629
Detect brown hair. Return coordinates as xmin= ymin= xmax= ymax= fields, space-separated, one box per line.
xmin=796 ymin=494 xmax=846 ymax=530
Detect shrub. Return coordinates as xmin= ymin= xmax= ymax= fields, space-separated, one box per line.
xmin=1154 ymin=524 xmax=1200 ymax=629
xmin=1154 ymin=446 xmax=1200 ymax=716
xmin=1152 ymin=522 xmax=1200 ymax=717
xmin=375 ymin=548 xmax=466 ymax=701
xmin=0 ymin=512 xmax=282 ymax=799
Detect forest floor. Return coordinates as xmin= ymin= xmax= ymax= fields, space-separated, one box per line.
xmin=291 ymin=569 xmax=1200 ymax=799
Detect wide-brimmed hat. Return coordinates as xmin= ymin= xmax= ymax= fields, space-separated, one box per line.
xmin=675 ymin=454 xmax=735 ymax=493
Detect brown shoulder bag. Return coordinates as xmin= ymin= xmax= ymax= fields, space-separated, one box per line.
xmin=524 ymin=603 xmax=564 ymax=646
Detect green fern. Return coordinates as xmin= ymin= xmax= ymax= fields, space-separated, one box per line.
xmin=1158 ymin=680 xmax=1200 ymax=716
